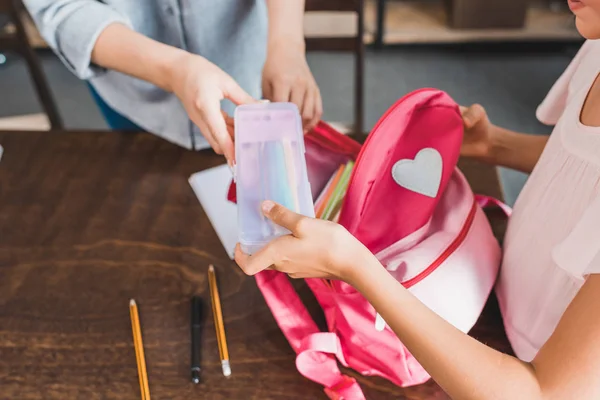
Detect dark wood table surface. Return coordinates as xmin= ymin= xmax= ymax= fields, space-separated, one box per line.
xmin=0 ymin=131 xmax=512 ymax=400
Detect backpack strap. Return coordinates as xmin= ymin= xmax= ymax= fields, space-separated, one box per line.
xmin=255 ymin=270 xmax=365 ymax=400
xmin=475 ymin=194 xmax=512 ymax=216
xmin=298 ymin=332 xmax=366 ymax=400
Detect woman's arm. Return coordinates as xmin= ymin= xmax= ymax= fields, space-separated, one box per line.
xmin=91 ymin=24 xmax=253 ymax=161
xmin=91 ymin=24 xmax=185 ymax=92
xmin=266 ymin=0 xmax=305 ymax=47
xmin=348 ymin=254 xmax=600 ymax=400
xmin=263 ymin=0 xmax=323 ymax=131
xmin=24 ymin=1 xmax=185 ymax=91
xmin=24 ymin=1 xmax=253 ymax=161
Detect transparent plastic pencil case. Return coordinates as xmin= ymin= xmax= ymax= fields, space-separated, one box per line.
xmin=234 ymin=103 xmax=315 ymax=254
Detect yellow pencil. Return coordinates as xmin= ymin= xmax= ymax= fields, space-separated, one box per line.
xmin=208 ymin=265 xmax=231 ymax=377
xmin=129 ymin=299 xmax=151 ymax=400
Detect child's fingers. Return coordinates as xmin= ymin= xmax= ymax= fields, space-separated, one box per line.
xmin=461 ymin=104 xmax=485 ymax=129
xmin=460 ymin=106 xmax=472 ymax=128
xmin=234 ymin=243 xmax=250 ymax=269
xmin=234 ymin=243 xmax=273 ymax=276
xmin=235 ymin=236 xmax=293 ymax=276
xmin=261 ymin=201 xmax=305 ymax=234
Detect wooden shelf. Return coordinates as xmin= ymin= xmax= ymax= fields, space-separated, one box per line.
xmin=7 ymin=2 xmax=582 ymax=51
xmin=3 ymin=12 xmax=48 ymax=49
xmin=365 ymin=1 xmax=582 ymax=44
xmin=0 ymin=113 xmax=49 ymax=131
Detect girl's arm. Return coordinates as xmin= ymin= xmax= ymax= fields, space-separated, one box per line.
xmin=348 ymin=253 xmax=600 ymax=400
xmin=486 ymin=126 xmax=549 ymax=174
xmin=236 ymin=202 xmax=600 ymax=400
xmin=460 ymin=104 xmax=549 ymax=174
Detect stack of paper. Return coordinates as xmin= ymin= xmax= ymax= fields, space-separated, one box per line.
xmin=189 ymin=165 xmax=237 ymax=259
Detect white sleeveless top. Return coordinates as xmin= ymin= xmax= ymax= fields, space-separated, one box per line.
xmin=496 ymin=39 xmax=600 ymax=361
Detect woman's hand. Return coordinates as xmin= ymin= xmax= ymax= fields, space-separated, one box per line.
xmin=460 ymin=104 xmax=495 ymax=161
xmin=235 ymin=201 xmax=372 ymax=280
xmin=262 ymin=40 xmax=323 ymax=133
xmin=169 ymin=53 xmax=256 ymax=163
xmin=91 ymin=25 xmax=249 ymax=162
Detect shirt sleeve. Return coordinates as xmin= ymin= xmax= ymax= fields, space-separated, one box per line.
xmin=552 ymin=194 xmax=600 ymax=280
xmin=536 ymin=40 xmax=591 ymax=126
xmin=23 ymin=0 xmax=133 ymax=80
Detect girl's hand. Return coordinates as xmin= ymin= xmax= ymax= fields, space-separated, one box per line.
xmin=234 ymin=201 xmax=372 ymax=280
xmin=460 ymin=104 xmax=495 ymax=161
xmin=262 ymin=40 xmax=323 ymax=133
xmin=169 ymin=53 xmax=256 ymax=163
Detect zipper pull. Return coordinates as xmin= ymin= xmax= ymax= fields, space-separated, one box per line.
xmin=375 ymin=313 xmax=386 ymax=331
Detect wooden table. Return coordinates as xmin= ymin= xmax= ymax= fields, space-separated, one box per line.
xmin=0 ymin=131 xmax=512 ymax=399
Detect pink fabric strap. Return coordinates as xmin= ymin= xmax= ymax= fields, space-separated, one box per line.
xmin=297 ymin=332 xmax=365 ymax=400
xmin=475 ymin=194 xmax=512 ymax=216
xmin=255 ymin=271 xmax=365 ymax=399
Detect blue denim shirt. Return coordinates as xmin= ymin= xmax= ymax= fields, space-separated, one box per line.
xmin=24 ymin=0 xmax=268 ymax=149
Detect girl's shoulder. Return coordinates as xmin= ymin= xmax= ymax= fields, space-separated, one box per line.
xmin=568 ymin=40 xmax=600 ymax=93
xmin=537 ymin=40 xmax=600 ymax=126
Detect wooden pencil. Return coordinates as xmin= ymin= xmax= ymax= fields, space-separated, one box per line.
xmin=129 ymin=299 xmax=151 ymax=400
xmin=208 ymin=265 xmax=231 ymax=377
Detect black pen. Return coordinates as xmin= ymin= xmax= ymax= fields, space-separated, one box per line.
xmin=191 ymin=296 xmax=203 ymax=384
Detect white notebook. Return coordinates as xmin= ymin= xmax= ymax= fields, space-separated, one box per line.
xmin=189 ymin=164 xmax=238 ymax=259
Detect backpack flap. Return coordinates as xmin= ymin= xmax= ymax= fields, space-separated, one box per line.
xmin=338 ymin=89 xmax=463 ymax=254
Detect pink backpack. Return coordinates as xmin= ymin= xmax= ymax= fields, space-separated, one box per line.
xmin=228 ymin=89 xmax=505 ymax=399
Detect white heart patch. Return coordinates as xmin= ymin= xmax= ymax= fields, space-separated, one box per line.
xmin=391 ymin=148 xmax=442 ymax=198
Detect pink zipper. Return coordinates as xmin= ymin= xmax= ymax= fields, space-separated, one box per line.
xmin=402 ymin=198 xmax=477 ymax=289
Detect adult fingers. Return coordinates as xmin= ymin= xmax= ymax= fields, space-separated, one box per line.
xmin=300 ymin=86 xmax=315 ymax=132
xmin=222 ymin=77 xmax=256 ymax=106
xmin=222 ymin=110 xmax=234 ymax=139
xmin=290 ymin=81 xmax=307 ymax=117
xmin=270 ymin=80 xmax=292 ymax=103
xmin=198 ymin=97 xmax=234 ymax=163
xmin=307 ymin=86 xmax=323 ymax=132
xmin=189 ymin=108 xmax=222 ymax=154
